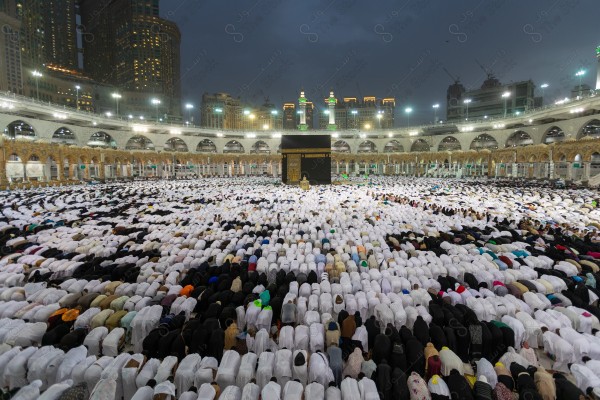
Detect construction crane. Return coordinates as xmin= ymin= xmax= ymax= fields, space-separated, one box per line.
xmin=475 ymin=59 xmax=495 ymax=80
xmin=442 ymin=67 xmax=461 ymax=84
xmin=355 ymin=82 xmax=363 ymax=100
xmin=475 ymin=59 xmax=501 ymax=88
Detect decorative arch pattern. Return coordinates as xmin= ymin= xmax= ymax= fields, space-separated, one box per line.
xmin=505 ymin=131 xmax=533 ymax=147
xmin=223 ymin=140 xmax=245 ymax=154
xmin=438 ymin=136 xmax=461 ymax=152
xmin=164 ymin=137 xmax=189 ymax=152
xmin=332 ymin=140 xmax=351 ymax=153
xmin=126 ymin=135 xmax=155 ymax=151
xmin=357 ymin=140 xmax=377 ymax=153
xmin=470 ymin=134 xmax=498 ymax=150
xmin=52 ymin=127 xmax=76 ymax=144
xmin=88 ymin=131 xmax=116 ymax=148
xmin=3 ymin=120 xmax=36 ymax=140
xmin=197 ymin=139 xmax=217 ymax=153
xmin=411 ymin=139 xmax=430 ymax=152
xmin=383 ymin=140 xmax=404 ymax=153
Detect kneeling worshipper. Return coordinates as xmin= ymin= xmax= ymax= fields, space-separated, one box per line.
xmin=1 ymin=178 xmax=600 ymax=400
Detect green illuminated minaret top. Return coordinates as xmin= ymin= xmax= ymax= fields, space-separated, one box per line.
xmin=298 ymin=89 xmax=308 ymax=130
xmin=299 ymin=90 xmax=307 ymax=103
xmin=327 ymin=90 xmax=337 ymax=130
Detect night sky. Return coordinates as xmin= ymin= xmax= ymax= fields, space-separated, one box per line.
xmin=160 ymin=0 xmax=599 ymax=125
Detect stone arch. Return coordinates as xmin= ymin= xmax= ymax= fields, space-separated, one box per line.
xmin=357 ymin=140 xmax=377 ymax=153
xmin=3 ymin=120 xmax=36 ymax=140
xmin=125 ymin=135 xmax=155 ymax=150
xmin=88 ymin=131 xmax=116 ymax=148
xmin=470 ymin=134 xmax=498 ymax=150
xmin=542 ymin=126 xmax=565 ymax=144
xmin=590 ymin=152 xmax=600 ymax=177
xmin=383 ymin=140 xmax=404 ymax=153
xmin=410 ymin=139 xmax=430 ymax=152
xmin=164 ymin=137 xmax=189 ymax=152
xmin=45 ymin=153 xmax=60 ymax=180
xmin=332 ymin=140 xmax=351 ymax=153
xmin=197 ymin=139 xmax=217 ymax=153
xmin=223 ymin=140 xmax=245 ymax=153
xmin=196 ymin=139 xmax=217 ymax=153
xmin=438 ymin=136 xmax=461 ymax=152
xmin=505 ymin=130 xmax=533 ymax=147
xmin=578 ymin=119 xmax=600 ymax=139
xmin=51 ymin=127 xmax=76 ymax=144
xmin=250 ymin=140 xmax=271 ymax=154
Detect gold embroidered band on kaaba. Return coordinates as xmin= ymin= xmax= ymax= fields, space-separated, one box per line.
xmin=280 ymin=148 xmax=331 ymax=154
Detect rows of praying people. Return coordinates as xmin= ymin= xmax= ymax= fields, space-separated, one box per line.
xmin=0 ymin=177 xmax=599 ymax=400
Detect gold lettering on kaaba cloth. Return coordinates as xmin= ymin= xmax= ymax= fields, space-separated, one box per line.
xmin=287 ymin=154 xmax=301 ymax=183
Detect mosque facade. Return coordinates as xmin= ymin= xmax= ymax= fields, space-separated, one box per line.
xmin=1 ymin=92 xmax=600 ymax=188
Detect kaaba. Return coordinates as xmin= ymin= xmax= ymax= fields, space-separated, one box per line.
xmin=281 ymin=135 xmax=331 ymax=185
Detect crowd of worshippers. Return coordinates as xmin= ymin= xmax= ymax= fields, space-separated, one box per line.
xmin=0 ymin=177 xmax=600 ymax=400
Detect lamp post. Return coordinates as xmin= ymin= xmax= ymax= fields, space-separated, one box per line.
xmin=377 ymin=111 xmax=383 ymax=129
xmin=112 ymin=92 xmax=122 ymax=116
xmin=540 ymin=83 xmax=549 ymax=103
xmin=351 ymin=109 xmax=358 ymax=129
xmin=404 ymin=107 xmax=412 ymax=128
xmin=575 ymin=70 xmax=586 ymax=98
xmin=271 ymin=109 xmax=278 ymax=130
xmin=75 ymin=85 xmax=80 ymax=110
xmin=432 ymin=103 xmax=439 ymax=124
xmin=502 ymin=91 xmax=511 ymax=118
xmin=463 ymin=98 xmax=471 ymax=121
xmin=243 ymin=109 xmax=250 ymax=130
xmin=185 ymin=103 xmax=194 ymax=126
xmin=214 ymin=107 xmax=223 ymax=129
xmin=249 ymin=113 xmax=255 ymax=128
xmin=32 ymin=70 xmax=42 ymax=101
xmin=151 ymin=98 xmax=161 ymax=123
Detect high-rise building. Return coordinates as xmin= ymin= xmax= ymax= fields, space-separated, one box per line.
xmin=201 ymin=93 xmax=283 ymax=130
xmin=317 ymin=96 xmax=395 ymax=130
xmin=0 ymin=9 xmax=22 ymax=94
xmin=17 ymin=0 xmax=45 ymax=69
xmin=303 ymin=101 xmax=314 ymax=129
xmin=283 ymin=103 xmax=296 ymax=130
xmin=0 ymin=0 xmax=17 ymax=16
xmin=445 ymin=80 xmax=466 ymax=122
xmin=240 ymin=99 xmax=282 ymax=131
xmin=13 ymin=0 xmax=77 ymax=70
xmin=44 ymin=0 xmax=77 ymax=70
xmin=201 ymin=92 xmax=242 ymax=129
xmin=78 ymin=0 xmax=113 ymax=83
xmin=446 ymin=76 xmax=536 ymax=122
xmin=22 ymin=65 xmax=97 ymax=110
xmin=80 ymin=0 xmax=181 ymax=117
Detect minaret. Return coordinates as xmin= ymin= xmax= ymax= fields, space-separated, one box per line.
xmin=596 ymin=45 xmax=600 ymax=90
xmin=327 ymin=90 xmax=337 ymax=130
xmin=298 ymin=89 xmax=308 ymax=131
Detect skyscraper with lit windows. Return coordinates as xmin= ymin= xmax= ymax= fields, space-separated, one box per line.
xmin=79 ymin=0 xmax=181 ymax=117
xmin=10 ymin=0 xmax=77 ymax=70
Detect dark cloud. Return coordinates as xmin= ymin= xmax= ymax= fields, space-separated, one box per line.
xmin=161 ymin=0 xmax=599 ymax=125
